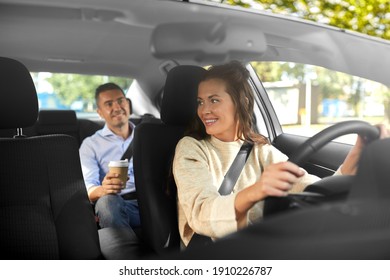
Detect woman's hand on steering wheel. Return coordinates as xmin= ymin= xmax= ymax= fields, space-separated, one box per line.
xmin=263 ymin=120 xmax=383 ymax=217
xmin=252 ymin=162 xmax=305 ymax=199
xmin=341 ymin=124 xmax=390 ymax=175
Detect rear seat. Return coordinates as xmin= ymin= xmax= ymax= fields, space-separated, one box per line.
xmin=0 ymin=109 xmax=157 ymax=145
xmin=0 ymin=126 xmax=36 ymax=138
xmin=37 ymin=110 xmax=104 ymax=146
xmin=0 ymin=109 xmax=103 ymax=145
xmin=78 ymin=118 xmax=105 ymax=144
xmin=37 ymin=110 xmax=81 ymax=144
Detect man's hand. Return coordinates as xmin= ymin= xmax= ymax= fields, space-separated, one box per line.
xmin=87 ymin=172 xmax=125 ymax=202
xmin=101 ymin=172 xmax=125 ymax=194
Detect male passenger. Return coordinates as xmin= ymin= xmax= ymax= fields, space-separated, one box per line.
xmin=79 ymin=82 xmax=140 ymax=231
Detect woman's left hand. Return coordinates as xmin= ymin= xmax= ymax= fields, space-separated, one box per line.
xmin=341 ymin=123 xmax=389 ymax=175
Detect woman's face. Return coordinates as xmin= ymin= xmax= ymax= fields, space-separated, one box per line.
xmin=197 ymin=78 xmax=238 ymax=142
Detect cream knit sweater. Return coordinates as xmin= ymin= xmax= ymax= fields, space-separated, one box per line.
xmin=173 ymin=136 xmax=325 ymax=247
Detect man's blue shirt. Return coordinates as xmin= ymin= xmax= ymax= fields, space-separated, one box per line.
xmin=79 ymin=121 xmax=136 ymax=195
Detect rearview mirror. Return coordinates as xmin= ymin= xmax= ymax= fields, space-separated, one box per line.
xmin=150 ymin=21 xmax=267 ymax=63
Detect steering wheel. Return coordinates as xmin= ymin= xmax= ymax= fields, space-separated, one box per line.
xmin=287 ymin=120 xmax=379 ymax=166
xmin=263 ymin=120 xmax=380 ymax=217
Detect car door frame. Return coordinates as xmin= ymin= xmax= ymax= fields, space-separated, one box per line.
xmin=246 ymin=63 xmax=352 ymax=178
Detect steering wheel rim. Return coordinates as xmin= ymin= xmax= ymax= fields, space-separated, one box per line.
xmin=264 ymin=120 xmax=379 ymax=218
xmin=288 ymin=120 xmax=379 ymax=166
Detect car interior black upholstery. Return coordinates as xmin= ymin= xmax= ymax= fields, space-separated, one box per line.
xmin=0 ymin=109 xmax=105 ymax=145
xmin=37 ymin=110 xmax=107 ymax=146
xmin=0 ymin=57 xmax=102 ymax=259
xmin=133 ymin=65 xmax=206 ymax=256
xmin=78 ymin=118 xmax=104 ymax=144
xmin=37 ymin=110 xmax=80 ymax=144
xmin=0 ymin=108 xmax=149 ymax=148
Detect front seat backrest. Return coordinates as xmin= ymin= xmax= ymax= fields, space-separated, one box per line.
xmin=133 ymin=65 xmax=206 ymax=256
xmin=0 ymin=57 xmax=101 ymax=259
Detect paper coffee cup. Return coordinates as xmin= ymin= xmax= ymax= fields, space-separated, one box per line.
xmin=108 ymin=159 xmax=129 ymax=188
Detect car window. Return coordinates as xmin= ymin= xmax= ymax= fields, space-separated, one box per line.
xmin=251 ymin=61 xmax=390 ymax=144
xmin=31 ymin=72 xmax=133 ymax=119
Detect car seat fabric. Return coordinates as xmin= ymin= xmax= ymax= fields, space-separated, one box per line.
xmin=0 ymin=126 xmax=37 ymax=138
xmin=133 ymin=65 xmax=206 ymax=256
xmin=0 ymin=57 xmax=38 ymax=129
xmin=0 ymin=57 xmax=101 ymax=259
xmin=0 ymin=135 xmax=101 ymax=259
xmin=37 ymin=110 xmax=80 ymax=144
xmin=0 ymin=56 xmax=37 ymax=137
xmin=78 ymin=119 xmax=104 ymax=145
xmin=160 ymin=66 xmax=203 ymax=125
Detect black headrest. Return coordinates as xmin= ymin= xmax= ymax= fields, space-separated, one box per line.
xmin=0 ymin=57 xmax=38 ymax=129
xmin=38 ymin=110 xmax=77 ymax=126
xmin=349 ymin=138 xmax=390 ymax=200
xmin=161 ymin=65 xmax=206 ymax=126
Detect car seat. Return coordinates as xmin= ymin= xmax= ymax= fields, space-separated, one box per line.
xmin=78 ymin=119 xmax=104 ymax=145
xmin=0 ymin=57 xmax=102 ymax=259
xmin=37 ymin=109 xmax=80 ymax=145
xmin=132 ymin=65 xmax=206 ymax=256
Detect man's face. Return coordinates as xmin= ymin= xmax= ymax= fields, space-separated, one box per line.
xmin=96 ymin=89 xmax=130 ymax=130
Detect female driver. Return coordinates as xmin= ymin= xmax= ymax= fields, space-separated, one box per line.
xmin=173 ymin=60 xmax=387 ymax=247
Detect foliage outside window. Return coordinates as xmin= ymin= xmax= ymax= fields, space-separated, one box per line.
xmin=212 ymin=0 xmax=390 ymax=41
xmin=30 ymin=72 xmax=132 ymax=118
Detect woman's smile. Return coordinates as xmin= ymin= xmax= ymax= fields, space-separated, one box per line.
xmin=203 ymin=118 xmax=218 ymax=126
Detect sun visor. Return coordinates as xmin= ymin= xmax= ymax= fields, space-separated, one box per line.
xmin=150 ymin=21 xmax=267 ymax=63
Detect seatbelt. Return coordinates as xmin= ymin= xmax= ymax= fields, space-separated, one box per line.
xmin=120 ymin=140 xmax=137 ymax=200
xmin=120 ymin=141 xmax=137 ymax=200
xmin=120 ymin=114 xmax=157 ymax=200
xmin=120 ymin=114 xmax=156 ymax=161
xmin=218 ymin=141 xmax=254 ymax=195
xmin=121 ymin=124 xmax=137 ymax=200
xmin=188 ymin=141 xmax=254 ymax=248
xmin=121 ymin=141 xmax=134 ymax=161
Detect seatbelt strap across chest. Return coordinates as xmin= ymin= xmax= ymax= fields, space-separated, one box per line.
xmin=218 ymin=142 xmax=254 ymax=195
xmin=120 ymin=114 xmax=156 ymax=161
xmin=121 ymin=141 xmax=133 ymax=161
xmin=188 ymin=141 xmax=254 ymax=247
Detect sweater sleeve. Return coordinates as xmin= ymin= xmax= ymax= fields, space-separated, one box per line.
xmin=173 ymin=137 xmax=238 ymax=240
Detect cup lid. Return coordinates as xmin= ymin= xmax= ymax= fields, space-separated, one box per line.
xmin=108 ymin=159 xmax=129 ymax=167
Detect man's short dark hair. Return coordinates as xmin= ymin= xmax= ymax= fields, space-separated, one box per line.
xmin=95 ymin=82 xmax=125 ymax=104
